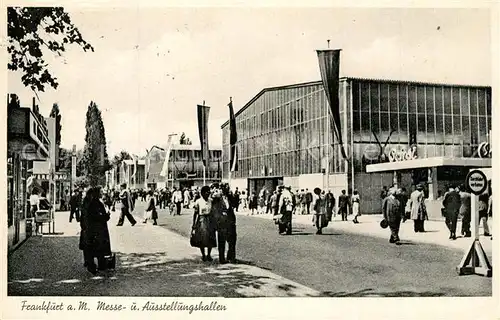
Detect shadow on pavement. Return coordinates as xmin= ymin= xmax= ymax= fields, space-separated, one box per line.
xmin=8 ymin=235 xmax=314 ymax=297
xmin=321 ymin=288 xmax=445 ymax=297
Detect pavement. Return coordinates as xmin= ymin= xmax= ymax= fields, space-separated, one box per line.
xmin=8 ymin=201 xmax=493 ymax=297
xmin=234 ymin=208 xmax=494 ymax=255
xmin=7 ymin=209 xmax=321 ymax=297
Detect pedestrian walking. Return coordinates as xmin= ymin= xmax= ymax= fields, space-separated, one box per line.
xmin=69 ymin=189 xmax=82 ymax=223
xmin=116 ymin=183 xmax=137 ymax=226
xmin=276 ymin=186 xmax=294 ymax=235
xmin=142 ymin=190 xmax=158 ymax=225
xmin=382 ymin=187 xmax=402 ymax=245
xmin=210 ymin=183 xmax=237 ymax=264
xmin=325 ymin=190 xmax=335 ymax=222
xmin=442 ymin=185 xmax=461 ymax=240
xmin=395 ymin=187 xmax=409 ymax=223
xmin=248 ymin=191 xmax=258 ymax=215
xmin=352 ymin=189 xmax=361 ymax=224
xmin=459 ymin=185 xmax=472 ymax=237
xmin=312 ymin=187 xmax=328 ymax=234
xmin=79 ymin=187 xmax=112 ymax=275
xmin=305 ymin=189 xmax=313 ymax=215
xmin=191 ymin=186 xmax=217 ymax=262
xmin=478 ymin=192 xmax=491 ymax=237
xmin=409 ymin=184 xmax=427 ymax=232
xmin=172 ymin=187 xmax=183 ymax=215
xmin=338 ymin=190 xmax=350 ymax=221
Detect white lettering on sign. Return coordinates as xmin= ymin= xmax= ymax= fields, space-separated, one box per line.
xmin=388 ymin=146 xmax=418 ymax=162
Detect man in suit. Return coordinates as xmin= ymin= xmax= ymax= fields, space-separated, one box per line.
xmin=69 ymin=189 xmax=82 ymax=223
xmin=211 ymin=183 xmax=237 ymax=264
xmin=442 ymin=185 xmax=461 ymax=240
xmin=338 ymin=190 xmax=350 ymax=221
xmin=383 ymin=188 xmax=402 ymax=245
xmin=116 ymin=183 xmax=136 ymax=226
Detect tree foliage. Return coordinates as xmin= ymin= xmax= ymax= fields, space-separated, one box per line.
xmin=81 ymin=101 xmax=111 ymax=187
xmin=112 ymin=150 xmax=132 ymax=165
xmin=179 ymin=132 xmax=192 ymax=145
xmin=58 ymin=147 xmax=85 ymax=176
xmin=7 ymin=7 xmax=94 ymax=93
xmin=73 ymin=176 xmax=89 ymax=190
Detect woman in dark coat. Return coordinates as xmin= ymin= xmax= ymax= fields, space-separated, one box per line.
xmin=79 ymin=187 xmax=112 ymax=274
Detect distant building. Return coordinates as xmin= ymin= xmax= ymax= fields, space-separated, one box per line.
xmin=146 ymin=144 xmax=222 ymax=189
xmin=7 ymin=95 xmax=50 ymax=251
xmin=107 ymin=158 xmax=146 ymax=191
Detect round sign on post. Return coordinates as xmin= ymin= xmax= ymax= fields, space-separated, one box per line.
xmin=465 ymin=169 xmax=488 ymax=195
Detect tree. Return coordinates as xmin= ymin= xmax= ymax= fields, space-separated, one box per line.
xmin=112 ymin=150 xmax=132 ymax=166
xmin=81 ymin=101 xmax=111 ymax=187
xmin=7 ymin=7 xmax=94 ymax=93
xmin=73 ymin=176 xmax=89 ymax=190
xmin=49 ymin=103 xmax=61 ymax=145
xmin=179 ymin=132 xmax=192 ymax=145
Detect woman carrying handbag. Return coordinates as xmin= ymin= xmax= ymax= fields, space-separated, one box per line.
xmin=142 ymin=190 xmax=158 ymax=225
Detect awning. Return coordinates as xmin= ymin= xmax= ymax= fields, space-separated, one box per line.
xmin=366 ymin=157 xmax=492 ymax=173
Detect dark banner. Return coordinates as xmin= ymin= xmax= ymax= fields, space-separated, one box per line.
xmin=197 ymin=104 xmax=210 ymax=167
xmin=228 ymin=100 xmax=238 ymax=171
xmin=317 ymin=49 xmax=347 ymax=159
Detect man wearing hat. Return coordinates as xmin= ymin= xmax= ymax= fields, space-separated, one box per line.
xmin=382 ymin=187 xmax=402 ymax=244
xmin=210 ymin=183 xmax=237 ymax=264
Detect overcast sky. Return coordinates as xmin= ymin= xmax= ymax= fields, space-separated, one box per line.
xmin=8 ymin=7 xmax=492 ymax=157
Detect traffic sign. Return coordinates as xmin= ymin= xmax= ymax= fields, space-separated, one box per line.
xmin=465 ymin=169 xmax=488 ymax=195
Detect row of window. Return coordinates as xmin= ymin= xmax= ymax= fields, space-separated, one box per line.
xmin=352 ymin=112 xmax=491 ymax=145
xmin=353 ymin=82 xmax=491 ymax=116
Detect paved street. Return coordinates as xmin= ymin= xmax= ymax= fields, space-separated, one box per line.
xmin=8 ymin=200 xmax=492 ymax=297
xmin=155 ymin=202 xmax=492 ymax=297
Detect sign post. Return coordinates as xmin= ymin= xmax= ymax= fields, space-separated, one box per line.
xmin=457 ymin=169 xmax=492 ymax=277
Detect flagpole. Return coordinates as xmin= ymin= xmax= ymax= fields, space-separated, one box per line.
xmin=228 ymin=97 xmax=232 ymax=188
xmin=325 ymin=40 xmax=331 ymax=192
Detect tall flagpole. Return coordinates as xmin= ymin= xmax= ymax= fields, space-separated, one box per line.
xmin=228 ymin=97 xmax=232 ymax=187
xmin=325 ymin=40 xmax=331 ymax=192
xmin=203 ymin=101 xmax=207 ymax=186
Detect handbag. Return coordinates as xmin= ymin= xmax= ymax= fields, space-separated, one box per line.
xmin=189 ymin=224 xmax=202 ymax=247
xmin=104 ymin=253 xmax=116 ymax=269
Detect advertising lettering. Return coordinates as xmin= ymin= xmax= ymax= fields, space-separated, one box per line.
xmin=388 ymin=146 xmax=417 ymax=162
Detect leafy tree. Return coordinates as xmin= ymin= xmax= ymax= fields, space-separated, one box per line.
xmin=179 ymin=132 xmax=192 ymax=145
xmin=49 ymin=103 xmax=61 ymax=145
xmin=73 ymin=176 xmax=89 ymax=190
xmin=81 ymin=101 xmax=111 ymax=187
xmin=7 ymin=7 xmax=94 ymax=93
xmin=112 ymin=150 xmax=132 ymax=165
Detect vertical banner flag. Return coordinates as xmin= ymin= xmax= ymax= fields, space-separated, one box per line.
xmin=160 ymin=135 xmax=174 ymax=177
xmin=229 ymin=99 xmax=238 ymax=172
xmin=317 ymin=49 xmax=347 ymax=159
xmin=197 ymin=104 xmax=211 ymax=167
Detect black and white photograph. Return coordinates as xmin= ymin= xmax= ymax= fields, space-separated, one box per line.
xmin=3 ymin=2 xmax=498 ymax=319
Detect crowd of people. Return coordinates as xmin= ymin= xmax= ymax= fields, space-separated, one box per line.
xmin=29 ymin=178 xmax=492 ymax=274
xmin=381 ymin=182 xmax=493 ymax=245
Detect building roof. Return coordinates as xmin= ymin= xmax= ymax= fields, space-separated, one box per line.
xmin=148 ymin=144 xmax=222 ymax=152
xmin=221 ymin=77 xmax=492 ymax=128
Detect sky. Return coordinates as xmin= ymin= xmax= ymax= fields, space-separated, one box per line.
xmin=7 ymin=7 xmax=492 ymax=157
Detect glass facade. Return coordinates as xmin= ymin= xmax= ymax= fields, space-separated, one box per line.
xmin=222 ymin=82 xmax=347 ymax=180
xmin=351 ymin=80 xmax=492 ymax=172
xmin=222 ymin=78 xmax=492 ymax=183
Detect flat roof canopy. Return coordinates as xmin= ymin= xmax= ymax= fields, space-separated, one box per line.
xmin=366 ymin=157 xmax=492 ymax=173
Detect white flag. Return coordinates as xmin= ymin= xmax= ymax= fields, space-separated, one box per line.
xmin=160 ymin=135 xmax=175 ymax=177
